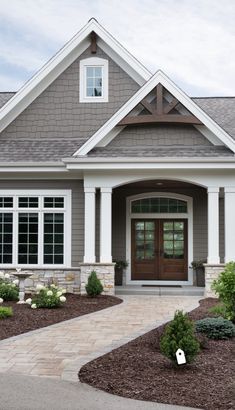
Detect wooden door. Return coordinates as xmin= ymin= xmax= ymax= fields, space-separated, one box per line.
xmin=131 ymin=220 xmax=159 ymax=280
xmin=131 ymin=219 xmax=188 ymax=281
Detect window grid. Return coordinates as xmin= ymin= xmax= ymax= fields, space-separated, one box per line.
xmin=18 ymin=213 xmax=38 ymax=264
xmin=0 ymin=197 xmax=13 ymax=208
xmin=132 ymin=198 xmax=187 ymax=213
xmin=86 ymin=66 xmax=103 ymax=97
xmin=18 ymin=197 xmax=39 ymax=208
xmin=44 ymin=213 xmax=64 ymax=264
xmin=163 ymin=221 xmax=184 ymax=259
xmin=0 ymin=192 xmax=70 ymax=267
xmin=0 ymin=213 xmax=13 ymax=263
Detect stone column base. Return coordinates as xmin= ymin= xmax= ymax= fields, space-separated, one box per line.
xmin=80 ymin=263 xmax=115 ymax=296
xmin=204 ymin=264 xmax=225 ymax=297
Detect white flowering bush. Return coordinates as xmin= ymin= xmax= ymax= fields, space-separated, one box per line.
xmin=0 ymin=272 xmax=19 ymax=301
xmin=29 ymin=284 xmax=67 ymax=309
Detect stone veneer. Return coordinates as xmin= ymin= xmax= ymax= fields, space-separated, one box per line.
xmin=80 ymin=263 xmax=115 ymax=295
xmin=204 ymin=264 xmax=225 ymax=297
xmin=1 ymin=268 xmax=81 ymax=294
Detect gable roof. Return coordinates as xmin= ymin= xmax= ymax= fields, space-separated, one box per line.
xmin=0 ymin=18 xmax=151 ymax=135
xmin=193 ymin=97 xmax=235 ymax=140
xmin=74 ymin=71 xmax=235 ymax=156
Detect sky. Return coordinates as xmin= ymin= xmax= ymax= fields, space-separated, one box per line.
xmin=0 ymin=0 xmax=235 ymax=96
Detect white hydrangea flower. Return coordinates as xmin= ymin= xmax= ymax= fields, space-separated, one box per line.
xmin=0 ymin=298 xmax=4 ymax=304
xmin=59 ymin=296 xmax=66 ymax=303
xmin=36 ymin=284 xmax=44 ymax=291
xmin=50 ymin=284 xmax=56 ymax=289
xmin=47 ymin=290 xmax=53 ymax=296
xmin=56 ymin=291 xmax=62 ymax=297
xmin=31 ymin=304 xmax=37 ymax=309
xmin=25 ymin=298 xmax=32 ymax=305
xmin=4 ymin=273 xmax=10 ymax=279
xmin=13 ymin=279 xmax=19 ymax=285
xmin=61 ymin=289 xmax=66 ymax=294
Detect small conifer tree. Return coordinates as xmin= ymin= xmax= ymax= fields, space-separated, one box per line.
xmin=85 ymin=271 xmax=103 ymax=297
xmin=160 ymin=310 xmax=200 ymax=365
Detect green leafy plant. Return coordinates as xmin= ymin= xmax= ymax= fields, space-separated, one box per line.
xmin=114 ymin=260 xmax=129 ymax=270
xmin=191 ymin=260 xmax=206 ymax=269
xmin=0 ymin=306 xmax=13 ymax=319
xmin=209 ymin=303 xmax=228 ymax=319
xmin=160 ymin=310 xmax=200 ymax=365
xmin=85 ymin=271 xmax=103 ymax=297
xmin=0 ymin=282 xmax=19 ymax=301
xmin=31 ymin=284 xmax=66 ymax=309
xmin=212 ymin=262 xmax=235 ymax=321
xmin=195 ymin=317 xmax=235 ymax=339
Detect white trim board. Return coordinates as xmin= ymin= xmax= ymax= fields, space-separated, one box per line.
xmin=125 ymin=192 xmax=193 ymax=285
xmin=74 ymin=70 xmax=235 ymax=155
xmin=0 ymin=18 xmax=151 ymax=135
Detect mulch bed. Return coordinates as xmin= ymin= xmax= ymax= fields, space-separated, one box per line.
xmin=79 ymin=298 xmax=234 ymax=410
xmin=0 ymin=294 xmax=122 ymax=341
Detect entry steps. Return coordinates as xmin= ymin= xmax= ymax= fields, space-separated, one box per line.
xmin=115 ymin=285 xmax=205 ymax=296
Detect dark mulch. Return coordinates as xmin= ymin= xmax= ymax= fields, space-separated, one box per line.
xmin=0 ymin=294 xmax=122 ymax=341
xmin=79 ymin=298 xmax=235 ymax=410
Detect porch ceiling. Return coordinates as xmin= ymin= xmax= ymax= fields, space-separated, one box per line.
xmin=113 ymin=179 xmax=206 ymax=191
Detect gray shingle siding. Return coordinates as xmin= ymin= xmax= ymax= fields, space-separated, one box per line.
xmin=0 ymin=47 xmax=139 ymax=142
xmin=0 ymin=92 xmax=15 ymax=109
xmin=107 ymin=125 xmax=212 ymax=148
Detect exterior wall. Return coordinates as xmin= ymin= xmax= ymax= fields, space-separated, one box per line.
xmin=80 ymin=263 xmax=115 ymax=295
xmin=0 ymin=47 xmax=139 ymax=142
xmin=219 ymin=197 xmax=225 ymax=262
xmin=4 ymin=268 xmax=81 ymax=294
xmin=0 ymin=180 xmax=84 ymax=266
xmin=204 ymin=264 xmax=225 ymax=297
xmin=107 ymin=125 xmax=212 ymax=148
xmin=112 ymin=185 xmax=209 ymax=265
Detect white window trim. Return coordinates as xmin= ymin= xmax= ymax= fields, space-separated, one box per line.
xmin=79 ymin=57 xmax=108 ymax=103
xmin=126 ymin=192 xmax=193 ymax=286
xmin=0 ymin=190 xmax=71 ymax=269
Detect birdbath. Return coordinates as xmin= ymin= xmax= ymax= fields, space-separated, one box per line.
xmin=12 ymin=269 xmax=33 ymax=304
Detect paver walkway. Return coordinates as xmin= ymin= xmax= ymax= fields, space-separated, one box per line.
xmin=0 ymin=295 xmax=201 ymax=382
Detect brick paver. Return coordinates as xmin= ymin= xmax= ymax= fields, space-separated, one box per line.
xmin=0 ymin=296 xmax=201 ymax=381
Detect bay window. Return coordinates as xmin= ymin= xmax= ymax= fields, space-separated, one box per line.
xmin=0 ymin=190 xmax=71 ymax=267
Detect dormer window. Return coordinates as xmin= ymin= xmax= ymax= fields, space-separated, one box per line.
xmin=80 ymin=57 xmax=108 ymax=102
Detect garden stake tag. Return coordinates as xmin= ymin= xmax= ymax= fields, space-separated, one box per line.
xmin=176 ymin=349 xmax=186 ymax=365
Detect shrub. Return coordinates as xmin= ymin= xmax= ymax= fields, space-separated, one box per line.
xmin=85 ymin=271 xmax=103 ymax=297
xmin=195 ymin=317 xmax=235 ymax=340
xmin=0 ymin=282 xmax=19 ymax=301
xmin=209 ymin=303 xmax=228 ymax=319
xmin=212 ymin=262 xmax=235 ymax=322
xmin=31 ymin=284 xmax=66 ymax=309
xmin=160 ymin=310 xmax=200 ymax=365
xmin=0 ymin=306 xmax=13 ymax=319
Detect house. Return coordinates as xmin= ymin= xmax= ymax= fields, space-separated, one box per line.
xmin=0 ymin=18 xmax=234 ymax=296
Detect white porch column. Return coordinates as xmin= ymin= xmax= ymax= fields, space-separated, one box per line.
xmin=224 ymin=187 xmax=235 ymax=263
xmin=207 ymin=187 xmax=220 ymax=264
xmin=100 ymin=187 xmax=112 ymax=263
xmin=83 ymin=187 xmax=96 ymax=263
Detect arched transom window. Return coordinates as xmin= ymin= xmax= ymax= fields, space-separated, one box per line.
xmin=131 ymin=197 xmax=187 ymax=213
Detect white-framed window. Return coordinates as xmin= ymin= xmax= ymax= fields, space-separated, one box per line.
xmin=0 ymin=190 xmax=71 ymax=268
xmin=79 ymin=57 xmax=108 ymax=103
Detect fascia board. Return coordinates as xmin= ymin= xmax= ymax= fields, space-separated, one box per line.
xmin=0 ymin=19 xmax=150 ymax=134
xmin=75 ymin=70 xmax=235 ymax=156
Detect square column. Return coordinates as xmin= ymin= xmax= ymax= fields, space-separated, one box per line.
xmin=100 ymin=187 xmax=112 ymax=263
xmin=224 ymin=187 xmax=235 ymax=263
xmin=207 ymin=187 xmax=220 ymax=264
xmin=84 ymin=187 xmax=96 ymax=263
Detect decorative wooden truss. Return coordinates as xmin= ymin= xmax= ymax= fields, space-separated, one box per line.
xmin=118 ymin=84 xmax=202 ymax=126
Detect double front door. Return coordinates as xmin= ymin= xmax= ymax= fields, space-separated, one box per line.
xmin=131 ymin=219 xmax=188 ymax=281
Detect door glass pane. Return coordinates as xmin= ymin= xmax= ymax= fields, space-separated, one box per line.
xmin=163 ymin=221 xmax=185 ymax=259
xmin=134 ymin=221 xmax=155 ymax=261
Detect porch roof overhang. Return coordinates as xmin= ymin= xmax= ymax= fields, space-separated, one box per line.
xmin=63 ymin=156 xmax=235 ymax=170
